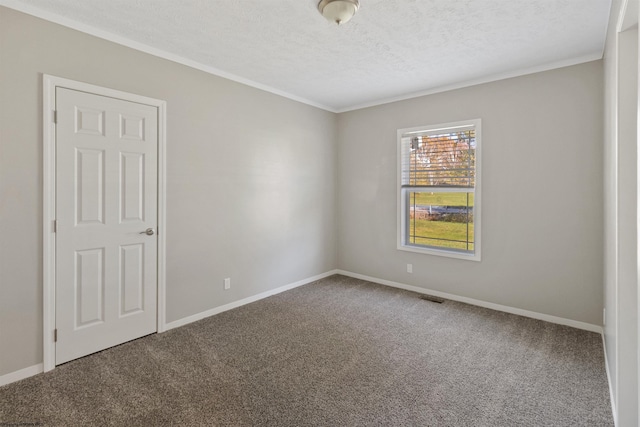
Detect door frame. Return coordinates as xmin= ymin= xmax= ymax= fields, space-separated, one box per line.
xmin=42 ymin=74 xmax=167 ymax=372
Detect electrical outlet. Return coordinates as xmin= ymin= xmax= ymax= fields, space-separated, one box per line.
xmin=407 ymin=263 xmax=413 ymax=273
xmin=224 ymin=278 xmax=231 ymax=290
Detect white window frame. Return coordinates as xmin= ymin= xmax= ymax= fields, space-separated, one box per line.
xmin=397 ymin=119 xmax=482 ymax=261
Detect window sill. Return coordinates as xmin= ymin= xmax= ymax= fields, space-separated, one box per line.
xmin=397 ymin=244 xmax=481 ymax=262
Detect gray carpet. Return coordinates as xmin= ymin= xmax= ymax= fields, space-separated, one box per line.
xmin=0 ymin=275 xmax=613 ymax=426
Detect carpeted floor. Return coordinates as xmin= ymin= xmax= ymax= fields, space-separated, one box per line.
xmin=0 ymin=275 xmax=613 ymax=426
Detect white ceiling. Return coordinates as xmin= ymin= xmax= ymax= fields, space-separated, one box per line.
xmin=5 ymin=0 xmax=612 ymax=112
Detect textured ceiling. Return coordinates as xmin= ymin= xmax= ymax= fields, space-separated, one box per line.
xmin=5 ymin=0 xmax=612 ymax=112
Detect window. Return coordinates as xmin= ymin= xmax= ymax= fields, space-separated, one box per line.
xmin=397 ymin=119 xmax=481 ymax=261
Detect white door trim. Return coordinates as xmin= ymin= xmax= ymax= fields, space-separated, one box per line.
xmin=42 ymin=74 xmax=167 ymax=372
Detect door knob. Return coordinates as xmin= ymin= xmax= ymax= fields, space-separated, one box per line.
xmin=140 ymin=228 xmax=155 ymax=236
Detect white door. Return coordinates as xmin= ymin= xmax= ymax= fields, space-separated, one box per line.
xmin=55 ymin=87 xmax=158 ymax=365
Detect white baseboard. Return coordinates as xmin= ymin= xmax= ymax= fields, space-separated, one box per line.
xmin=1 ymin=269 xmax=603 ymax=389
xmin=0 ymin=363 xmax=43 ymax=387
xmin=0 ymin=270 xmax=338 ymax=387
xmin=336 ymin=270 xmax=603 ymax=333
xmin=601 ymin=334 xmax=618 ymax=426
xmin=164 ymin=270 xmax=339 ymax=331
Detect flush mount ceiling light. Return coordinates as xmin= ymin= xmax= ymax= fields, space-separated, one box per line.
xmin=318 ymin=0 xmax=360 ymax=25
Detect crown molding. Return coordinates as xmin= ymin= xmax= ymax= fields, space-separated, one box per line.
xmin=0 ymin=0 xmax=337 ymax=112
xmin=335 ymin=52 xmax=603 ymax=113
xmin=1 ymin=1 xmax=604 ymax=114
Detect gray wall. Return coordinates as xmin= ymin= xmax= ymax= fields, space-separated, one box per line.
xmin=603 ymin=0 xmax=620 ymax=412
xmin=0 ymin=7 xmax=338 ymax=376
xmin=337 ymin=61 xmax=604 ymax=325
xmin=615 ymin=27 xmax=639 ymax=424
xmin=603 ymin=0 xmax=639 ymax=424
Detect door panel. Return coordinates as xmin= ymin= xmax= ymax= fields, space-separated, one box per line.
xmin=56 ymin=88 xmax=158 ymax=365
xmin=120 ymin=152 xmax=145 ymax=222
xmin=120 ymin=243 xmax=144 ymax=316
xmin=76 ymin=148 xmax=105 ymax=225
xmin=75 ymin=248 xmax=105 ymax=327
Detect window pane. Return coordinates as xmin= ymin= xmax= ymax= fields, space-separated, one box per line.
xmin=407 ymin=130 xmax=476 ymax=188
xmin=408 ymin=192 xmax=474 ymax=252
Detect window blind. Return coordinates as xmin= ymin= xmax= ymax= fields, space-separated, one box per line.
xmin=400 ymin=125 xmax=476 ymax=189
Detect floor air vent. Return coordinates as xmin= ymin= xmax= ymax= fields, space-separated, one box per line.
xmin=420 ymin=295 xmax=445 ymax=304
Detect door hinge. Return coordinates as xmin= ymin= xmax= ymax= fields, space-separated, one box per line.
xmin=53 ymin=220 xmax=57 ymax=233
xmin=54 ymin=329 xmax=58 ymax=342
xmin=53 ymin=110 xmax=57 ymax=124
